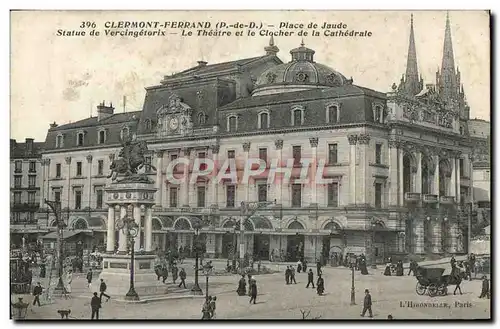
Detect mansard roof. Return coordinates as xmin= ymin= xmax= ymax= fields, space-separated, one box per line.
xmin=50 ymin=111 xmax=141 ymax=131
xmin=10 ymin=140 xmax=44 ymax=159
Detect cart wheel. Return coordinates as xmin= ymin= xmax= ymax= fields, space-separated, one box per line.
xmin=428 ymin=284 xmax=438 ymax=297
xmin=416 ymin=282 xmax=426 ymax=295
xmin=441 ymin=286 xmax=448 ymax=296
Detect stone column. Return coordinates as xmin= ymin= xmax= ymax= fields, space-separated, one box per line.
xmin=210 ymin=144 xmax=220 ymax=207
xmin=106 ymin=205 xmax=115 ymax=253
xmin=388 ymin=139 xmax=398 ymax=206
xmin=182 ymin=148 xmax=191 ymax=207
xmin=398 ymin=147 xmax=404 ymax=206
xmin=415 ymin=151 xmax=422 ymax=193
xmin=347 ymin=135 xmax=357 ymax=205
xmin=133 ymin=205 xmax=141 ymax=250
xmin=39 ymin=159 xmax=46 ymax=208
xmin=414 ymin=219 xmax=424 ymax=254
xmin=431 ymin=219 xmax=442 ymax=253
xmin=65 ymin=157 xmax=72 ymax=209
xmin=118 ymin=206 xmax=128 ymax=253
xmin=155 ymin=151 xmax=164 ymax=208
xmin=145 ymin=206 xmax=153 ymax=252
xmin=206 ymin=234 xmax=216 ymax=257
xmin=357 ymin=134 xmax=370 ymax=205
xmin=86 ymin=155 xmax=93 ymax=208
xmin=309 ymin=137 xmax=318 ymax=206
xmin=456 ymin=155 xmax=461 ymax=203
xmin=243 ymin=142 xmax=251 ymax=202
xmin=274 ymin=139 xmax=283 ymax=206
xmin=433 ymin=154 xmax=440 ymax=196
xmin=450 ymin=156 xmax=456 ymax=197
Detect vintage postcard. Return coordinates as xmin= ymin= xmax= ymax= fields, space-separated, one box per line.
xmin=9 ymin=10 xmax=491 ymax=320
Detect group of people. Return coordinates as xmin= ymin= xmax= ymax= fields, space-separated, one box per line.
xmin=283 ymin=260 xmax=325 ymax=295
xmin=201 ymin=296 xmax=217 ymax=319
xmin=154 ymin=263 xmax=188 ymax=288
xmin=236 ymin=274 xmax=258 ymax=304
xmin=383 ymin=260 xmax=404 ymax=276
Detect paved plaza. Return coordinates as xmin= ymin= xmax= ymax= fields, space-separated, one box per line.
xmin=16 ymin=262 xmax=490 ymax=320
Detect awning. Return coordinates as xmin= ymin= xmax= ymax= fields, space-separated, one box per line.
xmin=41 ymin=230 xmax=92 ymax=240
xmin=87 ymin=217 xmax=105 ymax=228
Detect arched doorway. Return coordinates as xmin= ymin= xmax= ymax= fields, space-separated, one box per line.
xmin=287 ymin=220 xmax=305 ymax=262
xmin=252 ymin=216 xmax=273 ymax=260
xmin=222 ymin=219 xmax=237 ymax=258
xmin=403 ymin=153 xmax=413 ymax=195
xmin=439 ymin=159 xmax=451 ymax=196
xmin=322 ymin=221 xmax=343 ymax=266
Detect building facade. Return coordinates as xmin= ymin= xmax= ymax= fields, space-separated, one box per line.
xmin=10 ymin=138 xmax=44 ymax=247
xmin=37 ymin=14 xmax=477 ymax=264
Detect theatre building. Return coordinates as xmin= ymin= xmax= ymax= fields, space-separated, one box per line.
xmin=38 ymin=14 xmax=475 ymax=264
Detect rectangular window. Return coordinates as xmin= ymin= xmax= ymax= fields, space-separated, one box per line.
xmin=198 ymin=152 xmax=206 ymax=159
xmin=145 ymin=156 xmax=152 ymax=173
xmin=29 ymin=161 xmax=36 ymax=173
xmin=99 ymin=130 xmax=105 ymax=144
xmin=293 ymin=110 xmax=302 ymax=126
xmin=13 ymin=212 xmax=21 ymax=223
xmin=291 ymin=184 xmax=302 ymax=207
xmin=75 ymin=190 xmax=82 ymax=209
xmin=227 ymin=150 xmax=235 ymax=159
xmin=13 ymin=192 xmax=22 ymax=204
xmin=96 ymin=189 xmax=103 ymax=209
xmin=228 ymin=116 xmax=237 ymax=132
xmin=375 ymin=183 xmax=382 ymax=208
xmin=56 ymin=163 xmax=61 ymax=178
xmin=14 ymin=176 xmax=22 ymax=188
xmin=197 ymin=186 xmax=206 ymax=207
xmin=28 ymin=212 xmax=35 ymax=222
xmin=375 ymin=144 xmax=382 ymax=164
xmin=28 ymin=175 xmax=36 ymax=188
xmin=14 ymin=160 xmax=22 ymax=173
xmin=97 ymin=160 xmax=104 ymax=176
xmin=484 ymin=170 xmax=490 ymax=181
xmin=77 ymin=133 xmax=84 ymax=146
xmin=259 ymin=148 xmax=267 ymax=163
xmin=459 ymin=158 xmax=465 ymax=177
xmin=293 ymin=146 xmax=301 ymax=165
xmin=258 ymin=184 xmax=268 ymax=202
xmin=54 ymin=190 xmax=61 ymax=203
xmin=28 ymin=191 xmax=36 ymax=205
xmin=226 ymin=185 xmax=235 ymax=208
xmin=329 ymin=106 xmax=338 ymax=123
xmin=327 ymin=183 xmax=339 ymax=207
xmin=328 ymin=144 xmax=338 ymax=165
xmin=76 ymin=161 xmax=82 ymax=176
xmin=169 ymin=187 xmax=178 ymax=208
xmin=170 ymin=153 xmax=178 ymax=161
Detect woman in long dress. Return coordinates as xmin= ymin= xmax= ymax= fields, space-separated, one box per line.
xmin=66 ymin=269 xmax=73 ymax=293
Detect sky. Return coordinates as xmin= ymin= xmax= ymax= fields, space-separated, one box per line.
xmin=10 ymin=10 xmax=490 ymax=142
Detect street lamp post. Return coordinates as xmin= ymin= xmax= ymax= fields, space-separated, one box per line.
xmin=191 ymin=222 xmax=203 ymax=295
xmin=44 ymin=199 xmax=67 ymax=296
xmin=350 ymin=256 xmax=356 ymax=305
xmin=203 ymin=263 xmax=213 ymax=302
xmin=116 ymin=205 xmax=140 ymax=301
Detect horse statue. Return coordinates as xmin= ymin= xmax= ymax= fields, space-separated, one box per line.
xmin=107 ymin=137 xmax=157 ymax=181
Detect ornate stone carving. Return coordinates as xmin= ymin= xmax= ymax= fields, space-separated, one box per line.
xmin=347 ymin=134 xmax=358 ymax=145
xmin=211 ymin=144 xmax=220 ymax=154
xmin=155 ymin=151 xmax=164 ymax=158
xmin=326 ymin=73 xmax=343 ymax=86
xmin=437 ymin=111 xmax=453 ymax=128
xmin=108 ymin=139 xmax=157 ymax=182
xmin=275 ymin=139 xmax=283 ymax=150
xmin=357 ymin=134 xmax=371 ymax=145
xmin=65 ymin=157 xmax=72 ymax=165
xmin=309 ymin=137 xmax=318 ymax=148
xmin=266 ymin=72 xmax=277 ymax=84
xmin=402 ymin=102 xmax=420 ymax=122
xmin=388 ymin=138 xmax=399 ymax=149
xmin=86 ymin=154 xmax=93 ymax=163
xmin=109 ymin=154 xmax=115 ymax=162
xmin=46 ymin=158 xmax=51 ymax=166
xmin=294 ymin=71 xmax=309 ymax=83
xmin=183 ymin=147 xmax=192 ymax=156
xmin=243 ymin=142 xmax=251 ymax=152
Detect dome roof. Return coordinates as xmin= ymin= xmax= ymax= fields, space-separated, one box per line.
xmin=253 ymin=40 xmax=353 ymax=96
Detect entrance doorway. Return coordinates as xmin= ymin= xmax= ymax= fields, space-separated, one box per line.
xmin=321 ymin=236 xmax=330 ymax=265
xmin=253 ymin=234 xmax=270 ymax=260
xmin=222 ymin=233 xmax=235 ymax=258
xmin=287 ymin=234 xmax=305 ymax=262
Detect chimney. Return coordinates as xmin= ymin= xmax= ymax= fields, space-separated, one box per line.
xmin=10 ymin=139 xmax=16 ymax=149
xmin=50 ymin=122 xmax=58 ymax=129
xmin=197 ymin=61 xmax=208 ymax=67
xmin=25 ymin=138 xmax=34 ymax=154
xmin=97 ymin=101 xmax=115 ymax=121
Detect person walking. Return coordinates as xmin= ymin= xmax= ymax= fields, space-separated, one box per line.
xmin=316 ymin=275 xmax=324 ymax=295
xmin=303 ymin=259 xmax=308 ymax=273
xmin=290 ymin=265 xmax=297 ymax=284
xmin=178 ymin=268 xmax=187 ymax=288
xmin=249 ymin=278 xmax=258 ymax=304
xmin=86 ymin=268 xmax=93 ymax=288
xmin=202 ymin=296 xmax=212 ymax=320
xmin=99 ymin=279 xmax=111 ymax=302
xmin=161 ymin=265 xmax=169 ymax=284
xmin=172 ymin=264 xmax=179 ymax=284
xmin=209 ymin=296 xmax=217 ymax=318
xmin=90 ymin=292 xmax=102 ymax=320
xmin=479 ymin=276 xmax=490 ymax=299
xmin=32 ymin=282 xmax=43 ymax=307
xmin=361 ymin=289 xmax=373 ymax=318
xmin=248 ymin=275 xmax=253 ymax=296
xmin=237 ymin=275 xmax=247 ymax=296
xmin=306 ymin=269 xmax=315 ymax=288
xmin=66 ymin=270 xmax=73 ymax=294
xmin=285 ymin=266 xmax=291 ymax=285
xmin=316 ymin=259 xmax=322 ymax=277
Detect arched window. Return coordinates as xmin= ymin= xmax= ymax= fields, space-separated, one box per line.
xmin=198 ymin=113 xmax=207 ymax=125
xmin=372 ymin=103 xmax=385 ymax=124
xmin=327 ymin=105 xmax=340 ymax=123
xmin=144 ymin=119 xmax=152 ymax=131
xmin=288 ymin=220 xmax=305 ymax=230
xmin=403 ymin=154 xmax=413 ymax=195
xmin=98 ymin=130 xmax=106 ymax=144
xmin=439 ymin=160 xmax=451 ymax=196
xmin=73 ymin=218 xmax=88 ymax=230
xmin=258 ymin=111 xmax=270 ymax=129
xmin=120 ymin=127 xmax=130 ymax=140
xmin=227 ymin=115 xmax=238 ymax=132
xmin=56 ymin=134 xmax=64 ymax=148
xmin=152 ymin=218 xmax=162 ymax=231
xmin=174 ymin=217 xmax=191 ymax=230
xmin=76 ymin=132 xmax=84 ymax=146
xmin=421 ymin=157 xmax=431 ymax=194
xmin=291 ymin=106 xmax=304 ymax=126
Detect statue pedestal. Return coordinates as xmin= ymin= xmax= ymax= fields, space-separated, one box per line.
xmin=99 ymin=253 xmax=167 ymax=298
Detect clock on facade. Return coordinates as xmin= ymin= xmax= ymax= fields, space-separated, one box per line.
xmin=169 ymin=117 xmax=179 ymax=130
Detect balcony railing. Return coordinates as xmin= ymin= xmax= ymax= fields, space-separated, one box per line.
xmin=10 ymin=220 xmax=38 ymax=225
xmin=11 ymin=202 xmax=39 ymax=210
xmin=422 ymin=194 xmax=438 ymax=203
xmin=440 ymin=196 xmax=456 ymax=205
xmin=14 ymin=168 xmax=22 ymax=173
xmin=404 ymin=192 xmax=421 ymax=202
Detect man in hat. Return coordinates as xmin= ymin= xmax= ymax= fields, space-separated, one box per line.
xmin=90 ymin=292 xmax=102 ymax=320
xmin=361 ymin=289 xmax=373 ymax=318
xmin=306 ymin=269 xmax=315 ymax=288
xmin=479 ymin=276 xmax=490 ymax=299
xmin=32 ymin=282 xmax=43 ymax=307
xmin=99 ymin=279 xmax=111 ymax=302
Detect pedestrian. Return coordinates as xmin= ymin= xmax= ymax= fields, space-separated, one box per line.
xmin=316 ymin=259 xmax=322 ymax=277
xmin=66 ymin=269 xmax=73 ymax=293
xmin=202 ymin=296 xmax=212 ymax=320
xmin=316 ymin=274 xmax=324 ymax=295
xmin=32 ymin=282 xmax=43 ymax=307
xmin=248 ymin=275 xmax=253 ymax=296
xmin=258 ymin=260 xmax=262 ymax=273
xmin=306 ymin=269 xmax=315 ymax=288
xmin=303 ymin=259 xmax=308 ymax=273
xmin=479 ymin=276 xmax=490 ymax=299
xmin=290 ymin=265 xmax=297 ymax=284
xmin=90 ymin=292 xmax=102 ymax=320
xmin=361 ymin=289 xmax=373 ymax=318
xmin=172 ymin=264 xmax=179 ymax=284
xmin=408 ymin=260 xmax=416 ymax=276
xmin=209 ymin=296 xmax=217 ymax=318
xmin=162 ymin=265 xmax=169 ymax=284
xmin=99 ymin=279 xmax=110 ymax=302
xmin=155 ymin=265 xmax=162 ymax=281
xmin=178 ymin=268 xmax=187 ymax=288
xmin=285 ymin=266 xmax=291 ymax=284
xmin=249 ymin=278 xmax=257 ymax=304
xmin=297 ymin=259 xmax=302 ymax=273
xmin=86 ymin=268 xmax=93 ymax=288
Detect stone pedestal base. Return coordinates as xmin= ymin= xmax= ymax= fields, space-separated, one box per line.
xmin=99 ymin=253 xmax=167 ymax=298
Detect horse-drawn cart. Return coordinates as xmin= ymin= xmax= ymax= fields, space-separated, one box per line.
xmin=415 ymin=267 xmax=448 ymax=297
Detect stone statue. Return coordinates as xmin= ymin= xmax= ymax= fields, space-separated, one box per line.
xmin=108 ymin=136 xmax=157 ymax=181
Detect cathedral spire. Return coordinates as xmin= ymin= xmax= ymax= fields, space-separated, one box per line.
xmin=264 ymin=36 xmax=280 ymax=55
xmin=403 ymin=13 xmax=422 ymax=96
xmin=437 ymin=11 xmax=459 ymax=100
